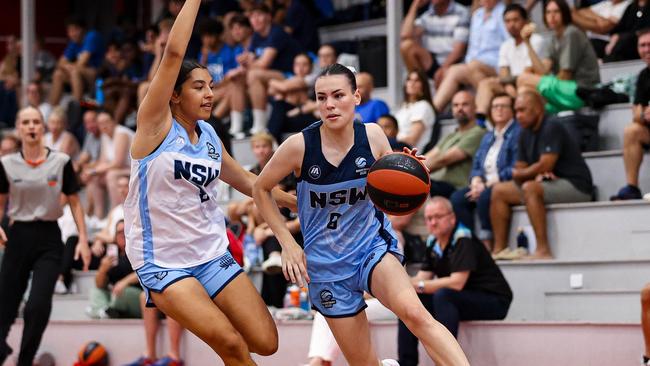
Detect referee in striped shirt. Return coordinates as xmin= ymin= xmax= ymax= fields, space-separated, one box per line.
xmin=0 ymin=106 xmax=90 ymax=366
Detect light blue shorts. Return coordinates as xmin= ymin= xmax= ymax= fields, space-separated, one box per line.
xmin=136 ymin=251 xmax=243 ymax=307
xmin=308 ymin=238 xmax=403 ymax=318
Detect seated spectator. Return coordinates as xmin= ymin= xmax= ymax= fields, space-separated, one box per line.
xmin=571 ymin=0 xmax=632 ymax=58
xmin=354 ymin=72 xmax=389 ymax=123
xmin=49 ymin=17 xmax=105 ymax=106
xmin=475 ymin=4 xmax=545 ymax=118
xmin=0 ymin=36 xmax=19 ymax=127
xmin=433 ymin=0 xmax=509 ymax=113
xmin=230 ymin=4 xmax=302 ymax=137
xmin=124 ymin=294 xmax=184 ymax=366
xmin=75 ymin=110 xmax=101 ymax=173
xmin=137 ymin=18 xmax=173 ymax=108
xmin=424 ymin=90 xmax=486 ymax=198
xmin=611 ymin=29 xmax=650 ymax=200
xmin=394 ymin=71 xmax=436 ymax=152
xmin=490 ymin=91 xmax=593 ymax=259
xmin=25 ymin=81 xmax=53 ymax=122
xmin=398 ymin=197 xmax=512 ymax=365
xmin=97 ymin=41 xmax=140 ymax=125
xmin=267 ymin=53 xmax=317 ymax=143
xmin=44 ymin=107 xmax=80 ymax=159
xmin=378 ymin=114 xmax=411 ymax=151
xmin=34 ymin=37 xmax=57 ymax=82
xmin=0 ymin=133 xmax=20 ymax=157
xmin=87 ymin=220 xmax=142 ymax=319
xmin=305 ymin=296 xmax=396 ymax=366
xmin=283 ymin=0 xmax=320 ymax=52
xmin=603 ymin=0 xmax=649 ymax=61
xmin=400 ymin=0 xmax=470 ymax=87
xmin=83 ymin=111 xmax=133 ymax=218
xmin=517 ymin=0 xmax=600 ymax=113
xmin=450 ymin=93 xmax=520 ymax=251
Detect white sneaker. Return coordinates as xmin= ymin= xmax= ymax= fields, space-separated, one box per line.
xmin=53 ymin=279 xmax=68 ymax=295
xmin=261 ymin=254 xmax=283 ymax=274
xmin=381 ymin=359 xmax=400 ymax=366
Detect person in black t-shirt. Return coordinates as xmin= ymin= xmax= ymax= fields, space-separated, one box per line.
xmin=490 ymin=90 xmax=593 ymax=260
xmin=611 ymin=29 xmax=650 ymax=200
xmin=397 ymin=197 xmax=512 ymax=366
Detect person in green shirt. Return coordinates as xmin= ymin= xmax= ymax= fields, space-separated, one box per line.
xmin=424 ymin=90 xmax=486 ymax=197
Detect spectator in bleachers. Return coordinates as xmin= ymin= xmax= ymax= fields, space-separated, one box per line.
xmin=475 ymin=4 xmax=545 ymax=119
xmin=44 ymin=107 xmax=80 ymax=159
xmin=137 ymin=18 xmax=174 ymax=108
xmin=603 ymin=0 xmax=650 ymax=61
xmin=378 ymin=114 xmax=411 ymax=151
xmin=571 ymin=0 xmax=632 ymax=58
xmin=0 ymin=37 xmax=19 ymax=128
xmin=75 ymin=110 xmax=101 ymax=175
xmin=198 ymin=18 xmax=239 ymax=87
xmin=232 ymin=4 xmax=303 ymax=137
xmin=25 ymin=81 xmax=53 ymax=122
xmin=83 ymin=111 xmax=133 ymax=219
xmin=450 ymin=93 xmax=520 ymax=252
xmin=424 ymin=90 xmax=486 ymax=198
xmin=516 ymin=0 xmax=601 ymax=113
xmin=398 ymin=197 xmax=512 ymax=365
xmin=354 ymin=72 xmax=389 ymax=123
xmin=400 ymin=0 xmax=471 ymax=88
xmin=267 ymin=53 xmax=317 ymax=143
xmin=0 ymin=134 xmax=19 ymax=157
xmin=611 ymin=29 xmax=650 ymax=200
xmin=490 ymin=90 xmax=593 ymax=259
xmin=96 ymin=41 xmax=140 ymax=125
xmin=124 ymin=294 xmax=184 ymax=366
xmin=394 ymin=71 xmax=436 ymax=152
xmin=432 ymin=0 xmax=509 ymax=114
xmin=87 ymin=220 xmax=142 ymax=319
xmin=282 ymin=0 xmax=321 ymax=52
xmin=48 ymin=17 xmax=105 ymax=107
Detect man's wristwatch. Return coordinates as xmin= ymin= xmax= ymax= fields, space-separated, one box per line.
xmin=417 ymin=280 xmax=425 ymax=293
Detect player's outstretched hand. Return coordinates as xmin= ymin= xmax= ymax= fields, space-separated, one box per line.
xmin=402 ymin=147 xmax=430 ymax=173
xmin=281 ymin=240 xmax=310 ymax=287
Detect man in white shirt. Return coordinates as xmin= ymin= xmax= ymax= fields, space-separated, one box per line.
xmin=571 ymin=0 xmax=631 ymax=58
xmin=475 ymin=4 xmax=545 ymax=122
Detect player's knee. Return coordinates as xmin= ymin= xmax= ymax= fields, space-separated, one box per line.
xmin=400 ymin=302 xmax=431 ymax=329
xmin=400 ymin=39 xmax=414 ymax=53
xmin=211 ymin=331 xmax=247 ymax=358
xmin=641 ymin=284 xmax=650 ymax=307
xmin=253 ymin=334 xmax=278 ymax=356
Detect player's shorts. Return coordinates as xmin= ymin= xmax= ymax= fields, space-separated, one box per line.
xmin=308 ymin=237 xmax=403 ymax=318
xmin=136 ymin=251 xmax=243 ymax=307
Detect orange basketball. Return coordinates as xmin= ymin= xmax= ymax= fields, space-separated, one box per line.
xmin=367 ymin=152 xmax=431 ymax=216
xmin=77 ymin=341 xmax=108 ymax=366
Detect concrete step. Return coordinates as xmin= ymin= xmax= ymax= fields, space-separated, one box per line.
xmin=499 ymin=258 xmax=650 ymax=321
xmin=599 ymin=59 xmax=646 ymax=84
xmin=3 ymin=319 xmax=642 ymax=366
xmin=507 ymin=200 xmax=650 ymax=261
xmin=585 ymin=150 xmax=650 ymax=200
xmin=598 ymin=103 xmax=632 ymax=151
xmin=50 ymin=294 xmax=91 ymax=321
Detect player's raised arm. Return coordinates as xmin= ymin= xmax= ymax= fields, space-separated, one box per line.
xmin=132 ymin=0 xmax=201 ymax=159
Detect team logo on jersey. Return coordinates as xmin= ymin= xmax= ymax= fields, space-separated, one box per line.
xmin=308 ymin=165 xmax=321 ymax=179
xmin=206 ymin=142 xmax=220 ymax=160
xmin=153 ymin=271 xmax=168 ymax=281
xmin=47 ymin=174 xmax=58 ymax=187
xmin=174 ymin=160 xmax=219 ymax=202
xmin=355 ymin=157 xmax=367 ymax=168
xmin=319 ymin=290 xmax=337 ymax=308
xmin=176 ymin=137 xmax=185 ymax=145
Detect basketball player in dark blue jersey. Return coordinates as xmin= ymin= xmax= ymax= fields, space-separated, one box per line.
xmin=254 ymin=64 xmax=469 ymax=366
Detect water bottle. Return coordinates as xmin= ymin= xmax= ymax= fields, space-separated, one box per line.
xmin=95 ymin=78 xmax=104 ymax=106
xmin=299 ymin=287 xmax=310 ymax=311
xmin=289 ymin=285 xmax=300 ymax=308
xmin=243 ymin=234 xmax=260 ymax=267
xmin=516 ymin=227 xmax=529 ymax=250
xmin=283 ymin=288 xmax=292 ymax=308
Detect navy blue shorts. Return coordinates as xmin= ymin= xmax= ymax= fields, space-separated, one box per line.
xmin=136 ymin=251 xmax=243 ymax=307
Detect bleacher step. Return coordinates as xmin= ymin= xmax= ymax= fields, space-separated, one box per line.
xmin=585 ymin=150 xmax=650 ymax=200
xmin=3 ymin=319 xmax=641 ymax=366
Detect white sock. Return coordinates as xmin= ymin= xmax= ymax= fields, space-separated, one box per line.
xmin=229 ymin=111 xmax=244 ymax=134
xmin=252 ymin=109 xmax=267 ymax=133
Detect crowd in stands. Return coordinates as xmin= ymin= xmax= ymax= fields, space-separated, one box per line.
xmin=0 ymin=0 xmax=649 ymax=364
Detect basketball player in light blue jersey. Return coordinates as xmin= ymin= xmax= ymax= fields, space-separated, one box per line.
xmin=254 ymin=64 xmax=469 ymax=366
xmin=125 ymin=1 xmax=295 ymax=364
